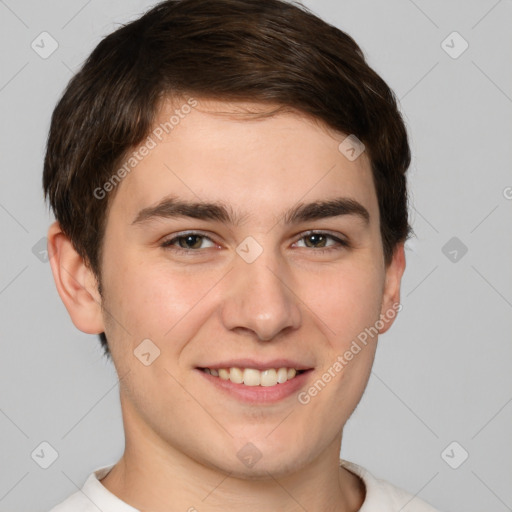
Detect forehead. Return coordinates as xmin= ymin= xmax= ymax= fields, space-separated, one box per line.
xmin=110 ymin=99 xmax=378 ymax=223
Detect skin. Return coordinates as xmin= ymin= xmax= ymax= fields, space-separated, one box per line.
xmin=48 ymin=98 xmax=405 ymax=512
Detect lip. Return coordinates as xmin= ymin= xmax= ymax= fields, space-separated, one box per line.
xmin=195 ymin=367 xmax=314 ymax=404
xmin=196 ymin=358 xmax=313 ymax=371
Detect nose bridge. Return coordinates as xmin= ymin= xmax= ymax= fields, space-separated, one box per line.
xmin=220 ymin=245 xmax=302 ymax=340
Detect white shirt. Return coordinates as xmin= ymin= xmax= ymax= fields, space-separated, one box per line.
xmin=48 ymin=459 xmax=441 ymax=511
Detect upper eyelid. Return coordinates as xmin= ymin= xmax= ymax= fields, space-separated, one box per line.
xmin=163 ymin=229 xmax=214 ymax=240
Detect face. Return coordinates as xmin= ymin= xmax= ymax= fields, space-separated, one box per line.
xmin=93 ymin=99 xmax=404 ymax=477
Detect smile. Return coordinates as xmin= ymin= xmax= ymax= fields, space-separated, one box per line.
xmin=200 ymin=367 xmax=306 ymax=387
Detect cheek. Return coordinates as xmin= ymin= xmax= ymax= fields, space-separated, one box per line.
xmin=300 ymin=262 xmax=384 ymax=349
xmin=296 ymin=266 xmax=383 ymax=425
xmin=104 ymin=256 xmax=221 ymax=345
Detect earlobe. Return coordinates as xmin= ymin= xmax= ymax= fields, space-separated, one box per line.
xmin=379 ymin=243 xmax=406 ymax=335
xmin=47 ymin=221 xmax=105 ymax=334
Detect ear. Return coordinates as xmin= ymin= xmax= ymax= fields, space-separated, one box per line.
xmin=379 ymin=242 xmax=406 ymax=335
xmin=47 ymin=221 xmax=105 ymax=334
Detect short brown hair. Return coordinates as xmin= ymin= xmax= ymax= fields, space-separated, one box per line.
xmin=43 ymin=0 xmax=411 ymax=357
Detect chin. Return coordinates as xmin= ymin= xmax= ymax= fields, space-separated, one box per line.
xmin=201 ymin=440 xmax=312 ymax=480
xmin=217 ymin=457 xmax=304 ymax=481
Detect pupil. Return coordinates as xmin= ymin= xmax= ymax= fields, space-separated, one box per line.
xmin=181 ymin=235 xmax=201 ymax=249
xmin=308 ymin=234 xmax=325 ymax=247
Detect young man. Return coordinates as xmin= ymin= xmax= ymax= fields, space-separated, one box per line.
xmin=44 ymin=0 xmax=440 ymax=510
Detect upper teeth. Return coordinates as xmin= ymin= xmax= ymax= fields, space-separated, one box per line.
xmin=203 ymin=367 xmax=299 ymax=386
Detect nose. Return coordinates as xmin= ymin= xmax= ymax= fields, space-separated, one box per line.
xmin=220 ymin=249 xmax=302 ymax=341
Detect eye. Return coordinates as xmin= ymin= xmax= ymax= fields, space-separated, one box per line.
xmin=294 ymin=231 xmax=349 ymax=252
xmin=161 ymin=232 xmax=217 ymax=251
xmin=160 ymin=230 xmax=349 ymax=254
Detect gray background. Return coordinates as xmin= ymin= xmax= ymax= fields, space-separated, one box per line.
xmin=1 ymin=0 xmax=511 ymax=510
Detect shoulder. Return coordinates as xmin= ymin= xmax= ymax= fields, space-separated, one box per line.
xmin=47 ymin=486 xmax=96 ymax=512
xmin=47 ymin=464 xmax=138 ymax=512
xmin=340 ymin=459 xmax=442 ymax=512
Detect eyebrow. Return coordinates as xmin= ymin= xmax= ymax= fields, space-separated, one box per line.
xmin=131 ymin=196 xmax=370 ymax=227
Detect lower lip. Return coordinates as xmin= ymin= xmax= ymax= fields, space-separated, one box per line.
xmin=196 ymin=369 xmax=313 ymax=404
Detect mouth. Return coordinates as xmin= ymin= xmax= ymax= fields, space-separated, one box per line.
xmin=195 ymin=365 xmax=313 ymax=403
xmin=198 ymin=366 xmax=308 ymax=387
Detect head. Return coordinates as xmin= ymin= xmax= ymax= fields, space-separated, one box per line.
xmin=44 ymin=0 xmax=410 ymax=478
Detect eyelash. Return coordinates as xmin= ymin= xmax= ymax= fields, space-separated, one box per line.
xmin=160 ymin=230 xmax=350 ymax=254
